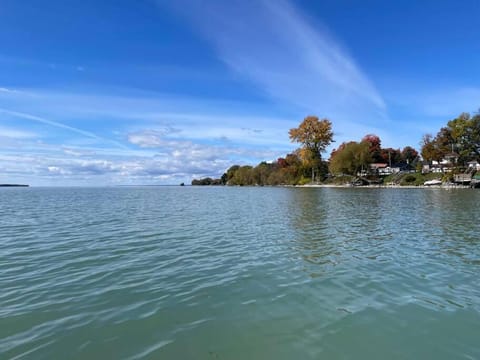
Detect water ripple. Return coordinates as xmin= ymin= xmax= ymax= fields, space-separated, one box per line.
xmin=1 ymin=187 xmax=480 ymax=359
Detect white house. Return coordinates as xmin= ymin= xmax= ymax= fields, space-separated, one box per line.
xmin=467 ymin=160 xmax=480 ymax=171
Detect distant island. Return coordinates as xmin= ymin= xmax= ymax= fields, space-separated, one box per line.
xmin=192 ymin=111 xmax=480 ymax=188
xmin=0 ymin=184 xmax=29 ymax=187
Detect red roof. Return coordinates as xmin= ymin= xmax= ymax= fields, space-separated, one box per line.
xmin=370 ymin=163 xmax=388 ymax=168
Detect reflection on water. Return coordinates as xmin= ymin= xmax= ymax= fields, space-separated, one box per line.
xmin=286 ymin=189 xmax=330 ymax=270
xmin=0 ymin=187 xmax=479 ymax=359
xmin=287 ymin=189 xmax=393 ymax=277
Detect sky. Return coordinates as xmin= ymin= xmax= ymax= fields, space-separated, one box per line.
xmin=1 ymin=0 xmax=479 ymax=186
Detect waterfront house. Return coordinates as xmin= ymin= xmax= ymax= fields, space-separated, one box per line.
xmin=422 ymin=152 xmax=460 ymax=174
xmin=370 ymin=163 xmax=388 ymax=175
xmin=467 ymin=160 xmax=480 ymax=171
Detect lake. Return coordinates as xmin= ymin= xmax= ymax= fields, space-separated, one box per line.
xmin=1 ymin=187 xmax=479 ymax=359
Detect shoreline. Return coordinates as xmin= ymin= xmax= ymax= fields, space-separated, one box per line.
xmin=296 ymin=183 xmax=472 ymax=189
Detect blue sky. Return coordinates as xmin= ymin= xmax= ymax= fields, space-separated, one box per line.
xmin=1 ymin=0 xmax=479 ymax=185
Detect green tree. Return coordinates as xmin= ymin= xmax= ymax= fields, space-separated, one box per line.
xmin=421 ymin=112 xmax=480 ymax=167
xmin=446 ymin=112 xmax=480 ymax=164
xmin=434 ymin=127 xmax=454 ymax=159
xmin=253 ymin=162 xmax=273 ymax=186
xmin=225 ymin=165 xmax=240 ymax=184
xmin=469 ymin=113 xmax=480 ymax=158
xmin=220 ymin=173 xmax=228 ymax=185
xmin=329 ymin=141 xmax=371 ymax=175
xmin=289 ymin=116 xmax=334 ymax=182
xmin=230 ymin=165 xmax=254 ymax=185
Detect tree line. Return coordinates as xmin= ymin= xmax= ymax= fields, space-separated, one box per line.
xmin=420 ymin=111 xmax=480 ymax=166
xmin=192 ymin=111 xmax=479 ymax=186
xmin=329 ymin=134 xmax=418 ymax=176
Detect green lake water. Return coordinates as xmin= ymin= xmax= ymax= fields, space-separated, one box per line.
xmin=1 ymin=187 xmax=479 ymax=359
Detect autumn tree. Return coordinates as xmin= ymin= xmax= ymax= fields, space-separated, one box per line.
xmin=401 ymin=146 xmax=419 ymax=164
xmin=276 ymin=157 xmax=288 ymax=168
xmin=362 ymin=134 xmax=382 ymax=162
xmin=289 ymin=116 xmax=334 ymax=182
xmin=379 ymin=147 xmax=402 ymax=166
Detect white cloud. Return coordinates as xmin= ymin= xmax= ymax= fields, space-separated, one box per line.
xmin=47 ymin=166 xmax=69 ymax=175
xmin=0 ymin=125 xmax=285 ymax=185
xmin=128 ymin=130 xmax=165 ymax=148
xmin=127 ymin=129 xmax=182 ymax=148
xmin=0 ymin=90 xmax=291 ymax=183
xmin=62 ymin=147 xmax=96 ymax=157
xmin=127 ymin=128 xmax=283 ymax=155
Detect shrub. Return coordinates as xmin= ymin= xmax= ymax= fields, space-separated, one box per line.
xmin=404 ymin=174 xmax=416 ymax=183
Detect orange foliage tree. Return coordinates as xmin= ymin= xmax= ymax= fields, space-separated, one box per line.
xmin=289 ymin=116 xmax=334 ymax=182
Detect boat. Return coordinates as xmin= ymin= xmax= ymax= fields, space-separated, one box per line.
xmin=424 ymin=179 xmax=442 ymax=186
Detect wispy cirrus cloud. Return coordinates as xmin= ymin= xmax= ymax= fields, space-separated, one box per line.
xmin=0 ymin=108 xmax=128 ymax=149
xmin=0 ymin=87 xmax=295 ymax=146
xmin=162 ymin=0 xmax=386 ymax=122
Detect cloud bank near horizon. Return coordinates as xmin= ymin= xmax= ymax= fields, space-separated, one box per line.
xmin=0 ymin=89 xmax=293 ymax=185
